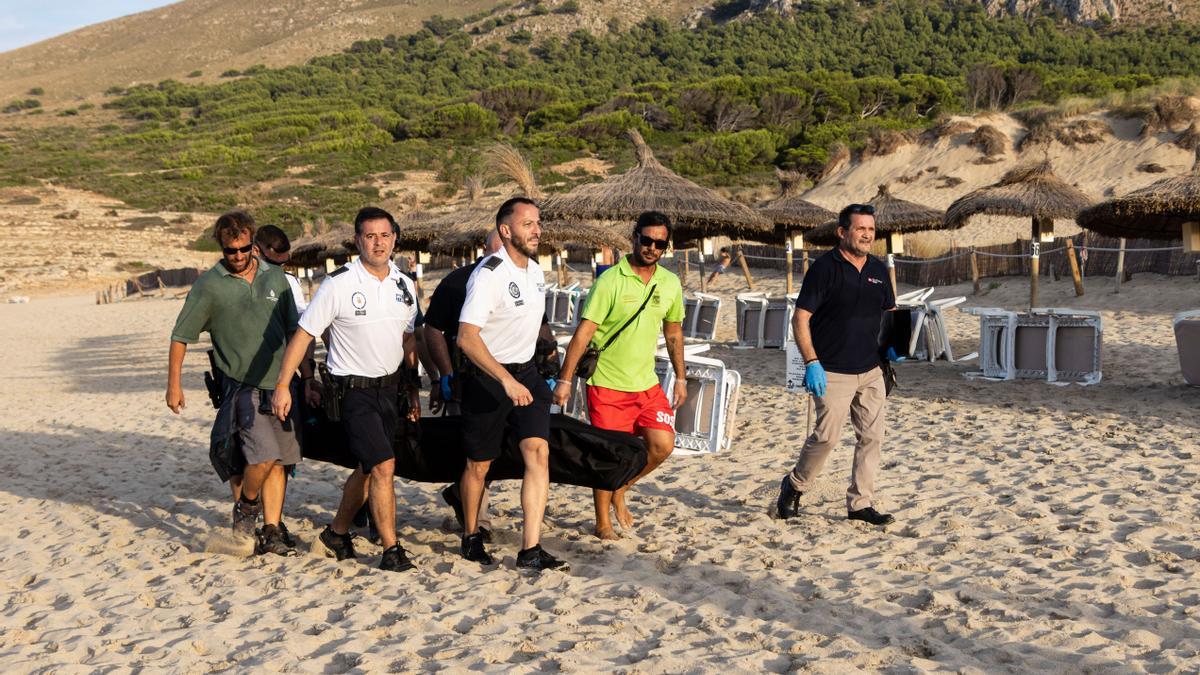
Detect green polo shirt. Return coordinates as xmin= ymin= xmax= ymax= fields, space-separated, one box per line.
xmin=582 ymin=255 xmax=684 ymax=392
xmin=170 ymin=258 xmax=299 ymax=389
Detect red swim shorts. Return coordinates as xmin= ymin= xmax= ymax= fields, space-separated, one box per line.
xmin=586 ymin=383 xmax=675 ymax=434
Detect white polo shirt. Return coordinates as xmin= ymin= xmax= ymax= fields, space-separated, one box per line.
xmin=284 ymin=272 xmax=308 ymax=314
xmin=459 ymin=245 xmax=545 ymax=364
xmin=299 ymin=258 xmax=418 ymax=377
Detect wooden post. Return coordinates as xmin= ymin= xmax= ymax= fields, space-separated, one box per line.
xmin=698 ymin=253 xmax=708 ymax=293
xmin=970 ymin=247 xmax=981 ymax=295
xmin=885 ymin=236 xmax=899 ymax=298
xmin=785 ymin=236 xmax=795 ymax=296
xmin=682 ymin=249 xmax=691 ymax=287
xmin=1029 ymin=240 xmax=1040 ymax=309
xmin=1065 ymin=239 xmax=1084 ymax=296
xmin=677 ymin=257 xmax=686 ymax=290
xmin=1115 ymin=237 xmax=1126 ymax=293
xmin=735 ymin=249 xmax=755 ymax=291
xmin=157 ymin=274 xmax=167 ymax=296
xmin=801 ymin=248 xmax=810 ymax=277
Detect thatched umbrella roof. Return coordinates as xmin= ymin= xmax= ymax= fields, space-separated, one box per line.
xmin=757 ymin=170 xmax=835 ymax=244
xmin=1076 ymin=155 xmax=1200 ymax=240
xmin=428 ymin=208 xmax=627 ymax=254
xmin=944 ymin=160 xmax=1095 ymax=230
xmin=539 ymin=129 xmax=771 ymax=242
xmin=804 ymin=184 xmax=945 ymax=246
xmin=289 ymin=224 xmax=355 ymax=268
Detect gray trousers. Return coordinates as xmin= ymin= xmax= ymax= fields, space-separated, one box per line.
xmin=788 ymin=367 xmax=886 ymax=511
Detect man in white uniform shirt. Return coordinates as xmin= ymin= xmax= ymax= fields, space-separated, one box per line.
xmin=273 ymin=206 xmax=422 ymax=573
xmin=457 ymin=197 xmax=567 ymax=573
xmin=254 ymin=224 xmax=308 ymax=314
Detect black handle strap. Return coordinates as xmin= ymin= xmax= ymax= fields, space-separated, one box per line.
xmin=598 ymin=284 xmax=657 ymax=352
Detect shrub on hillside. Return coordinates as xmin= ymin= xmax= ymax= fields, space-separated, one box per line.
xmin=672 ymin=129 xmax=779 ymax=176
xmin=413 ymin=103 xmax=498 ymax=140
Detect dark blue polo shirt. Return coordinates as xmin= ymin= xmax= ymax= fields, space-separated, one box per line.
xmin=795 ymin=248 xmax=895 ymax=374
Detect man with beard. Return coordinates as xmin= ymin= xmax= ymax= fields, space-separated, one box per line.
xmin=272 ymin=206 xmax=422 ymax=572
xmin=553 ymin=211 xmax=687 ymax=540
xmin=166 ymin=210 xmax=302 ymax=556
xmin=456 ymin=197 xmax=566 ymax=572
xmin=774 ymin=203 xmax=897 ymax=527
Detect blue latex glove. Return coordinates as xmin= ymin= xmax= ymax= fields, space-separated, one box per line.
xmin=546 ymin=379 xmax=557 ymax=391
xmin=439 ymin=374 xmax=453 ymax=401
xmin=886 ymin=346 xmax=906 ymax=363
xmin=804 ymin=361 xmax=827 ymax=397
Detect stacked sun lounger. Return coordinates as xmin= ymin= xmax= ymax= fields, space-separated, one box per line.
xmin=734 ymin=292 xmax=794 ymax=349
xmin=961 ymin=307 xmax=1103 ymax=384
xmin=887 ymin=288 xmax=974 ymax=363
xmin=1175 ymin=310 xmax=1200 ymax=386
xmin=681 ymin=292 xmax=721 ymax=341
xmin=544 ymin=283 xmax=589 ymax=331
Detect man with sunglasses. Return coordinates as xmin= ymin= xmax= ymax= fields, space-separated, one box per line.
xmin=254 ymin=224 xmax=307 ymax=315
xmin=775 ymin=203 xmax=897 ymax=527
xmin=166 ymin=210 xmax=304 ymax=556
xmin=554 ymin=211 xmax=687 ymax=540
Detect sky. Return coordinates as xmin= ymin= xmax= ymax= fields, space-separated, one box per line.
xmin=0 ymin=1 xmax=175 ymax=53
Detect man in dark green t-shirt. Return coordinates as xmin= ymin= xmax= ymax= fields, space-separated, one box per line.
xmin=166 ymin=211 xmax=304 ymax=555
xmin=554 ymin=211 xmax=688 ymax=540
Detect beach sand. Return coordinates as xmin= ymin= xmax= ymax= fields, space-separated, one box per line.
xmin=2 ymin=264 xmax=1198 ymax=672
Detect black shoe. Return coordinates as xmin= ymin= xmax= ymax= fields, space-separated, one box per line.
xmin=516 ymin=545 xmax=569 ymax=573
xmin=379 ymin=544 xmax=416 ymax=572
xmin=441 ymin=484 xmax=465 ymax=528
xmin=319 ymin=525 xmax=359 ymax=561
xmin=477 ymin=526 xmax=493 ymax=544
xmin=232 ymin=495 xmax=261 ymax=538
xmin=461 ymin=532 xmax=494 ymax=565
xmin=848 ymin=506 xmax=895 ymax=526
xmin=775 ymin=476 xmax=803 ymax=520
xmin=277 ymin=521 xmax=297 ymax=549
xmin=256 ymin=524 xmax=296 ymax=557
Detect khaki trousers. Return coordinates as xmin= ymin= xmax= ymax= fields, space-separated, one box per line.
xmin=789 ymin=367 xmax=886 ymax=511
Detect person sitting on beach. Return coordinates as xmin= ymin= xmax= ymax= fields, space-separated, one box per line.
xmin=166 ymin=210 xmax=307 ymax=556
xmin=774 ymin=203 xmax=897 ymax=527
xmin=272 ymin=206 xmax=423 ymax=573
xmin=706 ymin=247 xmax=732 ymax=284
xmin=554 ymin=211 xmax=688 ymax=540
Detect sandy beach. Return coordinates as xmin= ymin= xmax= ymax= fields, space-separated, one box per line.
xmin=1 ymin=263 xmax=1198 ymax=672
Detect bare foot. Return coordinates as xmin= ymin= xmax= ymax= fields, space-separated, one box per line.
xmin=612 ymin=491 xmax=634 ymax=529
xmin=594 ymin=526 xmax=620 ymax=540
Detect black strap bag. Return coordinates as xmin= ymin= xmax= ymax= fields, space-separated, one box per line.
xmin=575 ymin=283 xmax=657 ymax=380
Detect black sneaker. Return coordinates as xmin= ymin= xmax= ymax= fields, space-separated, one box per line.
xmin=477 ymin=525 xmax=493 ymax=544
xmin=847 ymin=506 xmax=895 ymax=526
xmin=442 ymin=485 xmax=493 ymax=542
xmin=516 ymin=545 xmax=569 ymax=573
xmin=774 ymin=475 xmax=803 ymax=520
xmin=256 ymin=524 xmax=296 ymax=557
xmin=277 ymin=521 xmax=297 ymax=549
xmin=379 ymin=544 xmax=416 ymax=572
xmin=319 ymin=525 xmax=359 ymax=561
xmin=232 ymin=496 xmax=261 ymax=538
xmin=461 ymin=532 xmax=494 ymax=565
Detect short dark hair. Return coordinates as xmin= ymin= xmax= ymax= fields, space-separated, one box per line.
xmin=212 ymin=210 xmax=255 ymax=246
xmin=837 ymin=203 xmax=876 ymax=230
xmin=633 ymin=211 xmax=672 ymax=239
xmin=495 ymin=197 xmax=539 ymax=228
xmin=354 ymin=206 xmax=397 ymax=236
xmin=254 ymin=224 xmax=290 ymax=253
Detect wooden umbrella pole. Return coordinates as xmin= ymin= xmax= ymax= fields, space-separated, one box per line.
xmin=1115 ymin=237 xmax=1126 ymax=294
xmin=698 ymin=252 xmax=708 ymax=293
xmin=801 ymin=248 xmax=810 ymax=277
xmin=736 ymin=248 xmax=755 ymax=291
xmin=884 ymin=236 xmax=898 ymax=298
xmin=1065 ymin=239 xmax=1084 ymax=296
xmin=785 ymin=237 xmax=794 ymax=296
xmin=677 ymin=256 xmax=686 ymax=290
xmin=1030 ymin=240 xmax=1040 ymax=309
xmin=970 ymin=247 xmax=981 ymax=295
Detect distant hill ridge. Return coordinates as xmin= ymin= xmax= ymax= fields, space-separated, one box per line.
xmin=1 ymin=0 xmax=1197 ymax=103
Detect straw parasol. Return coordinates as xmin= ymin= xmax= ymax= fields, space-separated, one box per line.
xmin=1076 ymin=152 xmax=1200 ymax=249
xmin=944 ymin=159 xmax=1097 ymax=306
xmin=804 ymin=184 xmax=944 ymax=248
xmin=539 ymin=129 xmax=771 ymax=243
xmin=757 ymin=169 xmax=836 ymax=237
xmin=288 ymin=223 xmax=355 ymax=268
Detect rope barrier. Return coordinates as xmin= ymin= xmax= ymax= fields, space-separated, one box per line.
xmin=892 ymin=251 xmax=969 ymax=265
xmin=1078 ymin=245 xmax=1184 ymax=253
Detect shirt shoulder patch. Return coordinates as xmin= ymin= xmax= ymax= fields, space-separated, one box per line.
xmin=481 ymin=256 xmax=502 ymax=271
xmin=329 ymin=266 xmax=350 ymax=277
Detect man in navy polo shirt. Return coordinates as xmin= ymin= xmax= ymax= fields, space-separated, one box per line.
xmin=775 ymin=203 xmax=897 ymax=527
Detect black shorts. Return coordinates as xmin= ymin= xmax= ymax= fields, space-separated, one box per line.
xmin=341 ymin=384 xmax=399 ymax=473
xmin=461 ymin=364 xmax=551 ymax=462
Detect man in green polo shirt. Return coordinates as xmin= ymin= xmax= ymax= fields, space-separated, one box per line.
xmin=554 ymin=211 xmax=687 ymax=540
xmin=166 ymin=210 xmax=305 ymax=556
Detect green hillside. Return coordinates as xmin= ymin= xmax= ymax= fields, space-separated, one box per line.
xmin=3 ymin=0 xmax=1200 ymax=243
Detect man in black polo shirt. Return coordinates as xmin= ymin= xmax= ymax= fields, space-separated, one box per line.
xmin=775 ymin=203 xmax=897 ymax=527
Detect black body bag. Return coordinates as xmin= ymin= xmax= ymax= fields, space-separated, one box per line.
xmin=302 ymin=413 xmax=647 ymax=491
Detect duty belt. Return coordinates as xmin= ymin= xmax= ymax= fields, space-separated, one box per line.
xmin=332 ymin=371 xmax=403 ymax=389
xmin=500 ymin=359 xmax=535 ymax=375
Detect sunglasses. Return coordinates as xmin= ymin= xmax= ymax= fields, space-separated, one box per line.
xmin=222 ymin=243 xmax=253 ymax=255
xmin=845 ymin=203 xmax=875 ymax=216
xmin=637 ymin=234 xmax=669 ymax=250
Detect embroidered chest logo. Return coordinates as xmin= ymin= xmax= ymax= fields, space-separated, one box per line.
xmin=351 ymin=291 xmax=367 ymax=316
xmin=508 ymin=282 xmax=521 ymax=299
xmin=867 ymin=277 xmax=884 ymax=285
xmin=267 ymin=289 xmax=278 ymax=302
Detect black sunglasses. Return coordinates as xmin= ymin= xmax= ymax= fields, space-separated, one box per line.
xmin=637 ymin=234 xmax=669 ymax=250
xmin=222 ymin=243 xmax=254 ymax=255
xmin=845 ymin=203 xmax=875 ymax=216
